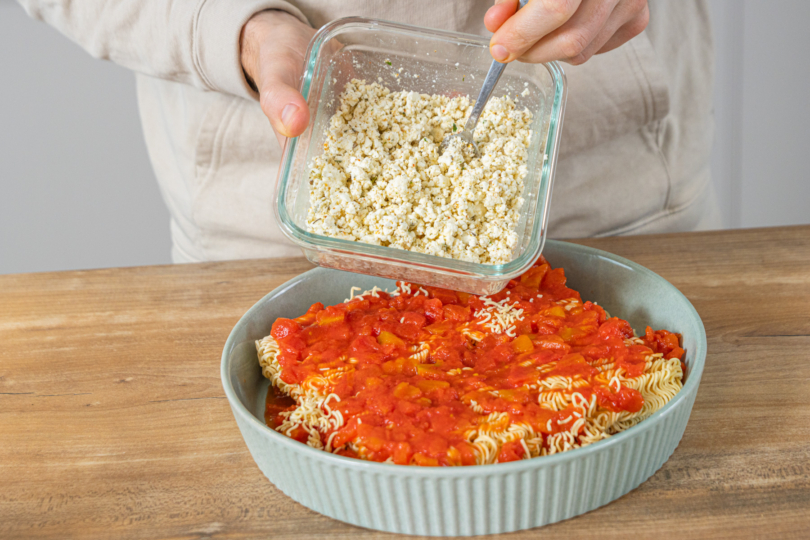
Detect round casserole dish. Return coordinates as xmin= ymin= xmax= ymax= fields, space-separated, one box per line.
xmin=221 ymin=240 xmax=706 ymax=536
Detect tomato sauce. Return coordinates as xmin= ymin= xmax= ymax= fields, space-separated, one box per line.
xmin=265 ymin=256 xmax=685 ymax=466
xmin=264 ymin=384 xmax=296 ymax=430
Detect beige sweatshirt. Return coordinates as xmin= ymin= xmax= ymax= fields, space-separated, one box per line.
xmin=18 ymin=0 xmax=719 ymax=263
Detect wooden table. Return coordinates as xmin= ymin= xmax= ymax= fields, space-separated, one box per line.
xmin=2 ymin=226 xmax=809 ymax=539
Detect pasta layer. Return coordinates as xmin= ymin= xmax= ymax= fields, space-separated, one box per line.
xmin=257 ymin=257 xmax=685 ymax=466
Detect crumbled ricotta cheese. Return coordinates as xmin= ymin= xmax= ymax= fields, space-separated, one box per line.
xmin=306 ymin=79 xmax=532 ymax=265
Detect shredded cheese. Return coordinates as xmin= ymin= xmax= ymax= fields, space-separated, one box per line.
xmin=473 ymin=295 xmax=525 ymax=335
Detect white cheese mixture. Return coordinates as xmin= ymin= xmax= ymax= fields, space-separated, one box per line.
xmin=306 ymin=79 xmax=532 ymax=264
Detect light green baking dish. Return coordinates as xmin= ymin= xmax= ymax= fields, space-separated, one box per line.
xmin=221 ymin=240 xmax=706 ymax=536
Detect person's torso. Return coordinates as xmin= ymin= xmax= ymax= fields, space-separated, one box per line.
xmin=136 ymin=0 xmax=717 ymax=263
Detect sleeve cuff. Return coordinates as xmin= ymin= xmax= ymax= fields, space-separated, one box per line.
xmin=193 ymin=0 xmax=309 ymax=100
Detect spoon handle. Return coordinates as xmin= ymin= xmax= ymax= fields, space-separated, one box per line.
xmin=465 ymin=62 xmax=507 ymax=133
xmin=465 ymin=0 xmax=529 ymax=133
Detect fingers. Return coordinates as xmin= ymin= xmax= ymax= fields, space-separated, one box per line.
xmin=484 ymin=0 xmax=519 ymax=33
xmin=576 ymin=0 xmax=648 ymax=60
xmin=489 ymin=0 xmax=584 ymax=62
xmin=489 ymin=0 xmax=648 ymax=65
xmin=241 ymin=10 xmax=315 ymax=144
xmin=595 ymin=4 xmax=649 ymax=55
xmin=517 ymin=0 xmax=618 ymax=64
xmin=256 ymin=43 xmax=311 ymax=141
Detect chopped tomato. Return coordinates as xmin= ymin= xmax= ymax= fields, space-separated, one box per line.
xmin=424 ymin=298 xmax=444 ymax=323
xmin=263 ymin=259 xmax=685 ymax=467
xmin=520 ymin=264 xmax=549 ymax=289
xmin=497 ymin=440 xmax=526 ymax=463
xmin=271 ymin=318 xmax=301 ymax=340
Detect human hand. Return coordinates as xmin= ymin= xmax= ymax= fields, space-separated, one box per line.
xmin=240 ymin=10 xmax=315 ymax=147
xmin=485 ymin=0 xmax=649 ymax=65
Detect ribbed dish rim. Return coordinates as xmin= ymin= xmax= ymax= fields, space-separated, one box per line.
xmin=221 ymin=240 xmax=707 ymax=477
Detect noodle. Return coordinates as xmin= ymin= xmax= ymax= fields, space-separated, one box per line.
xmin=256 ymin=257 xmax=686 ymax=466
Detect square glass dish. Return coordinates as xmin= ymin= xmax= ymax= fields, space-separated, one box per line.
xmin=275 ymin=17 xmax=567 ymax=295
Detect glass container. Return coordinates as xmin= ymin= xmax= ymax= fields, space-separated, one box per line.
xmin=275 ymin=17 xmax=567 ymax=295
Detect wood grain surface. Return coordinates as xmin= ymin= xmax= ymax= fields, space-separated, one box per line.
xmin=1 ymin=226 xmax=809 ymax=539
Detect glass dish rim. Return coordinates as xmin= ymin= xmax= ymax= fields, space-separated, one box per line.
xmin=274 ymin=16 xmax=568 ymax=281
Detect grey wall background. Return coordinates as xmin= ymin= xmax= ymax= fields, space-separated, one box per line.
xmin=1 ymin=0 xmax=808 ymax=275
xmin=709 ymin=0 xmax=810 ymax=228
xmin=0 ymin=0 xmax=171 ymax=274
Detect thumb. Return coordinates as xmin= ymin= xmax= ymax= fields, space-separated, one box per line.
xmin=256 ymin=56 xmax=310 ymax=141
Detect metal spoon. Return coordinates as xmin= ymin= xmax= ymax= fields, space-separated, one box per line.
xmin=439 ymin=0 xmax=529 ymax=158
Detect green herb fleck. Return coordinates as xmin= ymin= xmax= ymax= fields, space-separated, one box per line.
xmin=462 ymin=76 xmax=465 ymax=81
xmin=452 ymin=123 xmax=457 ymax=132
xmin=385 ymin=60 xmax=392 ymax=66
